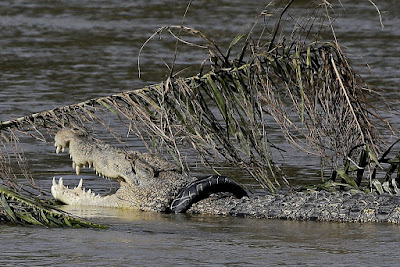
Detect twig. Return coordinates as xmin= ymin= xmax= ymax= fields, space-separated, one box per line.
xmin=330 ymin=56 xmax=365 ymax=143
xmin=267 ymin=0 xmax=295 ymax=52
xmin=368 ymin=0 xmax=384 ymax=30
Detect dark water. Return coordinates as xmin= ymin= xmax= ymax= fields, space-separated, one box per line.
xmin=0 ymin=0 xmax=399 ymax=265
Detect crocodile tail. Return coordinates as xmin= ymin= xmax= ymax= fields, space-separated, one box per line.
xmin=170 ymin=175 xmax=248 ymax=213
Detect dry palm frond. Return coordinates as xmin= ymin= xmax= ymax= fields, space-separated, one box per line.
xmin=0 ymin=0 xmax=390 ymax=196
xmin=0 ymin=42 xmax=382 ymax=192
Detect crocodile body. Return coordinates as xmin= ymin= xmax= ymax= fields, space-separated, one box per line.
xmin=187 ymin=191 xmax=400 ymax=223
xmin=51 ymin=128 xmax=400 ymax=223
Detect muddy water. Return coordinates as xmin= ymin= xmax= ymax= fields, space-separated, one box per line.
xmin=0 ymin=0 xmax=399 ymax=265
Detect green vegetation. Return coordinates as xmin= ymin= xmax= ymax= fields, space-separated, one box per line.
xmin=0 ymin=185 xmax=106 ymax=228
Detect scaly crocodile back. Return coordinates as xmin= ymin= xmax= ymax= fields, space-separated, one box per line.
xmin=170 ymin=175 xmax=248 ymax=213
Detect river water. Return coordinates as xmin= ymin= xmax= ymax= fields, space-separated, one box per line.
xmin=0 ymin=0 xmax=399 ymax=266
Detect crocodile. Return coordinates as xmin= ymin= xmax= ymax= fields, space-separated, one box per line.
xmin=51 ymin=128 xmax=400 ymax=223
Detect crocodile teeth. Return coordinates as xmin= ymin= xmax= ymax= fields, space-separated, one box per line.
xmin=77 ymin=178 xmax=83 ymax=189
xmin=56 ymin=146 xmax=62 ymax=154
xmin=59 ymin=177 xmax=64 ymax=186
xmin=72 ymin=162 xmax=76 ymax=169
xmin=52 ymin=177 xmax=56 ymax=186
xmin=76 ymin=165 xmax=81 ymax=175
xmin=88 ymin=162 xmax=92 ymax=169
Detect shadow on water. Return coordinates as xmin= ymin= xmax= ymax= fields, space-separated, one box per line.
xmin=0 ymin=0 xmax=399 ymax=265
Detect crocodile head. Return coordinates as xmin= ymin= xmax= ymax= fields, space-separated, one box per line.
xmin=51 ymin=128 xmax=191 ymax=211
xmin=50 ymin=128 xmax=248 ymax=212
xmin=54 ymin=128 xmax=142 ymax=186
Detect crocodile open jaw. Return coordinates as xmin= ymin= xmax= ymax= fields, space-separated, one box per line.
xmin=51 ymin=128 xmax=136 ymax=207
